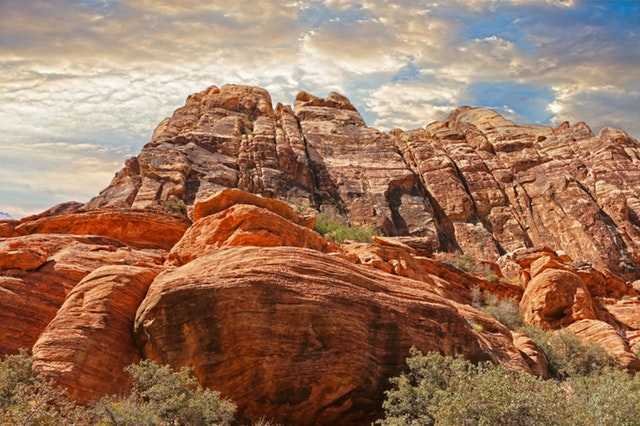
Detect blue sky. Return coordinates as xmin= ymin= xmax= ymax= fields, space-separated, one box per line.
xmin=1 ymin=0 xmax=639 ymax=217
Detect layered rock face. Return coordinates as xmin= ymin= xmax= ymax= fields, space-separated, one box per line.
xmin=136 ymin=246 xmax=531 ymax=425
xmin=89 ymin=84 xmax=640 ymax=279
xmin=4 ymin=83 xmax=640 ymax=424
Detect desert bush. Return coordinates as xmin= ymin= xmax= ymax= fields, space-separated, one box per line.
xmin=470 ymin=288 xmax=523 ymax=330
xmin=442 ymin=254 xmax=499 ymax=283
xmin=1 ymin=352 xmax=235 ymax=426
xmin=379 ymin=349 xmax=640 ymax=426
xmin=566 ymin=367 xmax=640 ymax=425
xmin=443 ymin=253 xmax=476 ymax=273
xmin=163 ymin=197 xmax=188 ymax=216
xmin=95 ymin=359 xmax=236 ymax=426
xmin=521 ymin=326 xmax=614 ymax=379
xmin=481 ymin=294 xmax=523 ymax=330
xmin=378 ymin=348 xmax=566 ymax=426
xmin=0 ymin=351 xmax=90 ymax=425
xmin=314 ymin=213 xmax=376 ymax=243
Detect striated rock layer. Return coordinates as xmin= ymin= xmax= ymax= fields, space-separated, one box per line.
xmin=135 ymin=246 xmax=534 ymax=425
xmin=90 ymin=84 xmax=640 ymax=279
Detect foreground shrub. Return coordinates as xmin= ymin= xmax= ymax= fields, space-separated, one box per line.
xmin=314 ymin=213 xmax=376 ymax=243
xmin=522 ymin=326 xmax=614 ymax=379
xmin=379 ymin=349 xmax=640 ymax=425
xmin=0 ymin=351 xmax=89 ymax=424
xmin=567 ymin=368 xmax=640 ymax=425
xmin=95 ymin=359 xmax=236 ymax=425
xmin=378 ymin=349 xmax=566 ymax=426
xmin=1 ymin=352 xmax=235 ymax=426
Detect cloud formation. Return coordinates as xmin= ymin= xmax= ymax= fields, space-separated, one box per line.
xmin=1 ymin=0 xmax=638 ymax=216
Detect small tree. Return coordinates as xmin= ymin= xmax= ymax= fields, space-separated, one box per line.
xmin=314 ymin=214 xmax=376 ymax=243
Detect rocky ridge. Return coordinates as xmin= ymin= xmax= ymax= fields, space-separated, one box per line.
xmin=88 ymin=84 xmax=640 ymax=280
xmin=2 ymin=84 xmax=640 ymax=424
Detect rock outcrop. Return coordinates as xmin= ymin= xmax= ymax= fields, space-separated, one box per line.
xmin=0 ymin=234 xmax=164 ymax=355
xmin=3 ymin=83 xmax=640 ymax=424
xmin=135 ymin=246 xmax=533 ymax=425
xmin=89 ymin=84 xmax=640 ymax=280
xmin=32 ymin=265 xmax=160 ymax=403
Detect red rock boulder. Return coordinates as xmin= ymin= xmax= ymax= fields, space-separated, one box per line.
xmin=0 ymin=234 xmax=164 ymax=355
xmin=135 ymin=246 xmax=535 ymax=425
xmin=14 ymin=210 xmax=189 ymax=250
xmin=169 ymin=204 xmax=334 ymax=266
xmin=33 ymin=265 xmax=160 ymax=403
xmin=520 ymin=269 xmax=596 ymax=329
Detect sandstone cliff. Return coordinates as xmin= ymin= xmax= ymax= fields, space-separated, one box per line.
xmin=2 ymin=84 xmax=640 ymax=424
xmin=88 ymin=84 xmax=640 ymax=280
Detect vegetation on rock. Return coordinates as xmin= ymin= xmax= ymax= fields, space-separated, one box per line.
xmin=314 ymin=213 xmax=376 ymax=243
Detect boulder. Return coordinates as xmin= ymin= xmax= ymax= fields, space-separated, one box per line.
xmin=168 ymin=204 xmax=334 ymax=266
xmin=33 ymin=265 xmax=160 ymax=403
xmin=14 ymin=210 xmax=189 ymax=250
xmin=135 ymin=246 xmax=534 ymax=425
xmin=565 ymin=319 xmax=640 ymax=371
xmin=0 ymin=234 xmax=164 ymax=355
xmin=520 ymin=269 xmax=596 ymax=329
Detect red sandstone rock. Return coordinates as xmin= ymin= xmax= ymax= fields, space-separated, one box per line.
xmin=512 ymin=332 xmax=550 ymax=378
xmin=32 ymin=265 xmax=160 ymax=403
xmin=14 ymin=210 xmax=189 ymax=250
xmin=87 ymin=85 xmax=640 ymax=279
xmin=565 ymin=319 xmax=640 ymax=371
xmin=135 ymin=246 xmax=534 ymax=425
xmin=0 ymin=220 xmax=17 ymax=238
xmin=342 ymin=236 xmax=522 ymax=304
xmin=192 ymin=188 xmax=311 ymax=226
xmin=520 ymin=269 xmax=596 ymax=329
xmin=168 ymin=204 xmax=335 ymax=266
xmin=0 ymin=234 xmax=164 ymax=355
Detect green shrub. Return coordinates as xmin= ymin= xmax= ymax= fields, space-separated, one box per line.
xmin=521 ymin=326 xmax=614 ymax=379
xmin=481 ymin=294 xmax=523 ymax=330
xmin=567 ymin=368 xmax=640 ymax=425
xmin=314 ymin=213 xmax=376 ymax=243
xmin=444 ymin=253 xmax=476 ymax=272
xmin=442 ymin=254 xmax=499 ymax=283
xmin=164 ymin=197 xmax=188 ymax=216
xmin=1 ymin=352 xmax=236 ymax=426
xmin=378 ymin=349 xmax=566 ymax=426
xmin=379 ymin=349 xmax=640 ymax=426
xmin=0 ymin=351 xmax=90 ymax=424
xmin=95 ymin=359 xmax=236 ymax=425
xmin=470 ymin=288 xmax=523 ymax=330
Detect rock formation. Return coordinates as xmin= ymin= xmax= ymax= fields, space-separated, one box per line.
xmin=3 ymin=83 xmax=640 ymax=424
xmin=89 ymin=84 xmax=640 ymax=280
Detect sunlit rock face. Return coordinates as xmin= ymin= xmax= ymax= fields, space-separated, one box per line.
xmin=4 ymin=83 xmax=640 ymax=424
xmin=90 ymin=84 xmax=640 ymax=280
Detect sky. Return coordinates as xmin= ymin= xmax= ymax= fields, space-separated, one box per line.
xmin=1 ymin=0 xmax=639 ymax=217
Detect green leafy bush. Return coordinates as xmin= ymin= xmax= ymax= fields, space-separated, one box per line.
xmin=567 ymin=368 xmax=640 ymax=425
xmin=0 ymin=351 xmax=90 ymax=424
xmin=314 ymin=213 xmax=376 ymax=243
xmin=522 ymin=326 xmax=614 ymax=379
xmin=378 ymin=348 xmax=566 ymax=426
xmin=1 ymin=352 xmax=236 ymax=426
xmin=379 ymin=349 xmax=640 ymax=426
xmin=95 ymin=359 xmax=236 ymax=425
